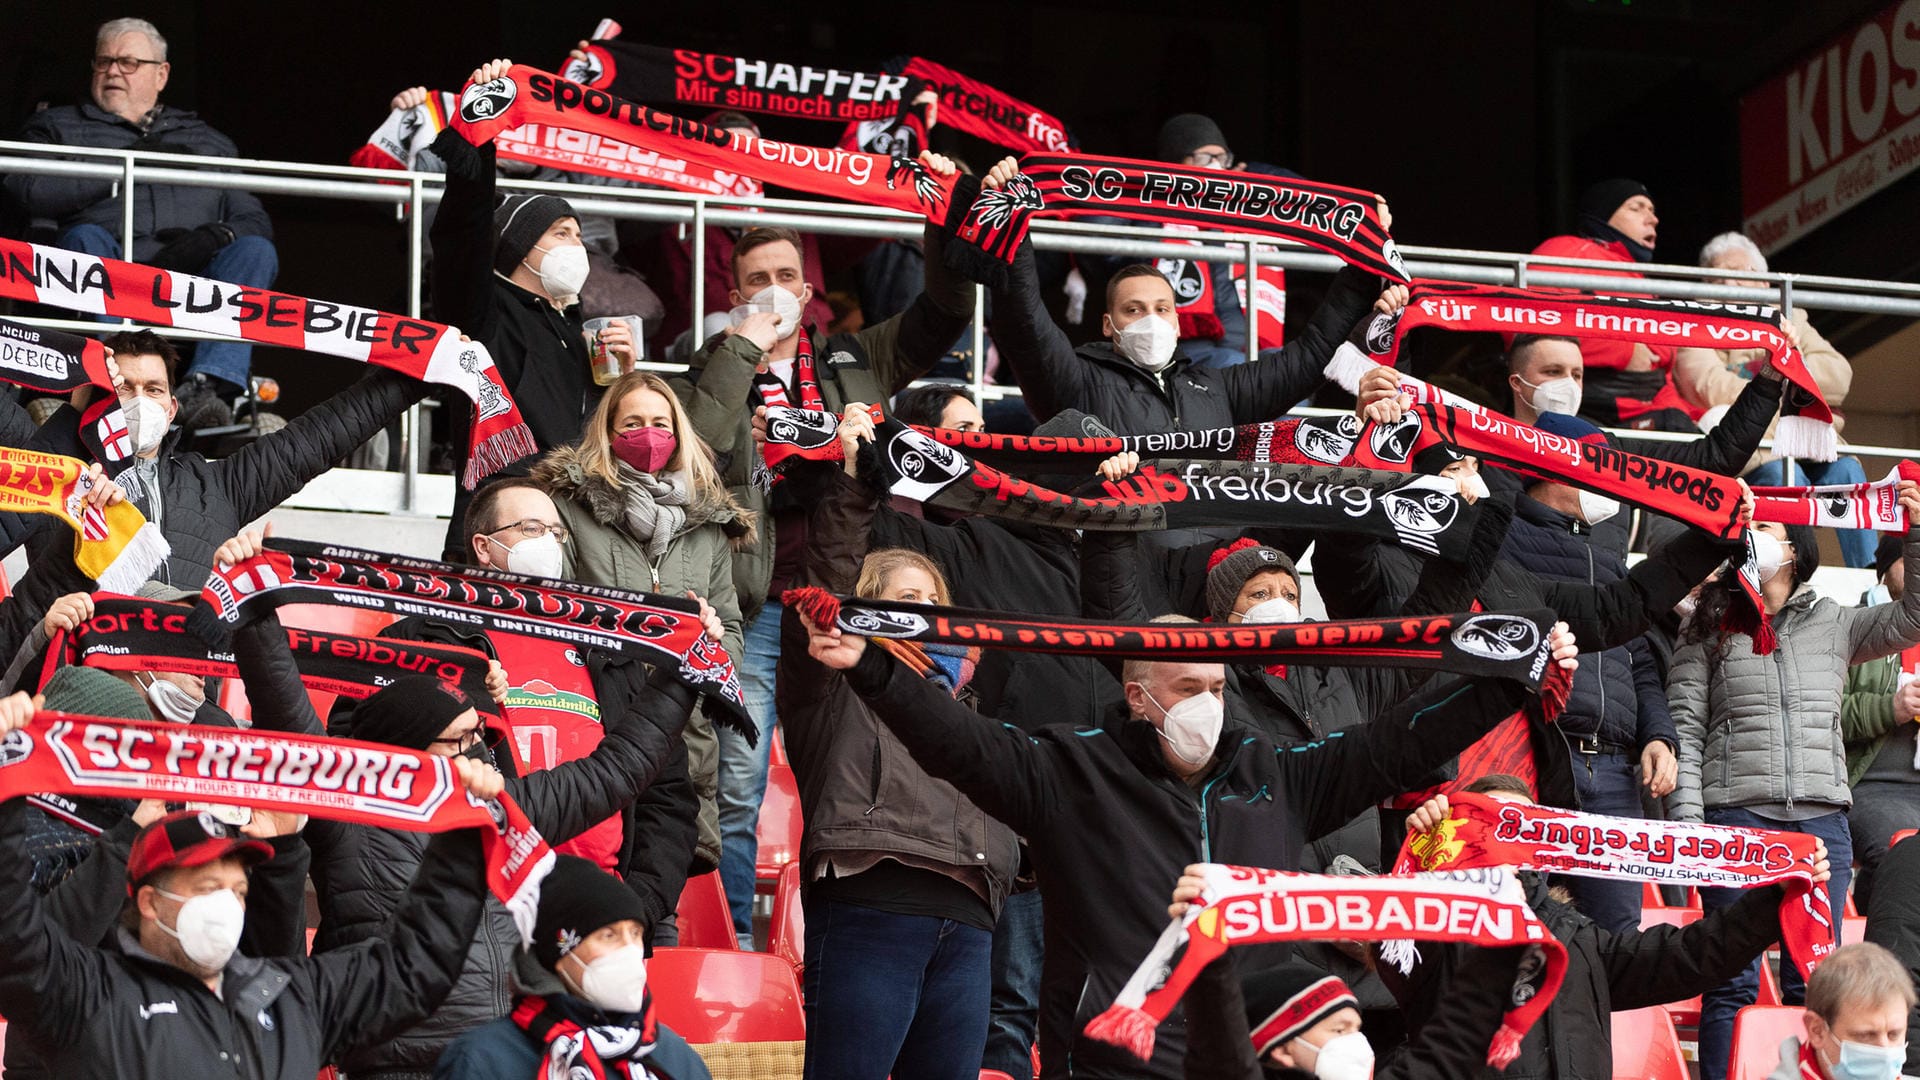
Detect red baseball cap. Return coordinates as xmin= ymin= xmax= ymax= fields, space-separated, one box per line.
xmin=127 ymin=810 xmax=272 ymax=889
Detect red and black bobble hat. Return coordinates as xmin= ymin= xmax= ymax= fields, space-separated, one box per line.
xmin=127 ymin=809 xmax=272 ymax=893
xmin=1243 ymin=962 xmax=1359 ymax=1058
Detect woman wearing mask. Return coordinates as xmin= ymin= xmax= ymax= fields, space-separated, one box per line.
xmin=534 ymin=371 xmax=752 ymax=888
xmin=775 ymin=407 xmax=1018 ymax=1080
xmin=1669 ymin=479 xmax=1920 ymax=1080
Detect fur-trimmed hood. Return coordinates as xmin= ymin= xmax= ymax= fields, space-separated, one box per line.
xmin=533 ymin=442 xmax=757 ymax=550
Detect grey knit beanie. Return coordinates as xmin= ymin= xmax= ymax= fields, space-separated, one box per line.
xmin=493 ymin=194 xmax=578 ymax=275
xmin=42 ymin=665 xmax=152 ymax=721
xmin=1204 ymin=541 xmax=1298 ymax=624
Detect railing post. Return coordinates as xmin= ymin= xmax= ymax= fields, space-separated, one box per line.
xmin=1781 ymin=276 xmax=1795 ymax=319
xmin=1515 ymin=256 xmax=1529 ymax=288
xmin=971 ymin=283 xmax=987 ymax=405
xmin=1244 ymin=239 xmax=1259 ymax=367
xmin=403 ymin=175 xmax=424 ymax=515
xmin=120 ymin=152 xmax=137 ymax=326
xmin=691 ymin=199 xmax=707 ymax=341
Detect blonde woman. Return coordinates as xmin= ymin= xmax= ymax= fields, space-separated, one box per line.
xmin=534 ymin=371 xmax=754 ymax=909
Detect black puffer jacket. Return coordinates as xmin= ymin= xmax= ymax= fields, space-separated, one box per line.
xmin=327 ymin=615 xmax=702 ymax=933
xmin=841 ymin=638 xmax=1539 ymax=1079
xmin=0 ymin=371 xmax=427 ymax=589
xmin=1388 ymin=873 xmax=1788 ymax=1080
xmin=987 ymin=240 xmax=1379 ymax=433
xmin=1500 ymin=495 xmax=1676 ymax=754
xmin=233 ymin=613 xmax=694 ymax=1076
xmin=0 ymin=797 xmax=482 ymax=1080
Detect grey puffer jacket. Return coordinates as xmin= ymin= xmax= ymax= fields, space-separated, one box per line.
xmin=1668 ymin=534 xmax=1920 ymax=822
xmin=533 ymin=442 xmax=754 ymax=871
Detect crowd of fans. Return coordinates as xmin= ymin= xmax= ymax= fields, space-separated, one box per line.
xmin=0 ymin=17 xmax=1916 ymax=1080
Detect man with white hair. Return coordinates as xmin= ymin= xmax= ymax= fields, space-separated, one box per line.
xmin=2 ymin=17 xmax=279 ymax=427
xmin=1767 ymin=942 xmax=1914 ymax=1080
xmin=1670 ymin=231 xmax=1869 ymax=566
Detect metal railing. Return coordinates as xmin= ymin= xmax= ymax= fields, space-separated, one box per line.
xmin=2 ymin=138 xmax=1915 ymax=515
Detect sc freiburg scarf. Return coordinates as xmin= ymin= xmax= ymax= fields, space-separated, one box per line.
xmin=1347 ymin=278 xmax=1835 ymax=461
xmin=451 ymin=66 xmax=1033 ymax=286
xmin=0 ymin=317 xmax=134 ymax=473
xmin=1751 ymin=461 xmax=1920 ymax=532
xmin=44 ymin=594 xmax=506 ymax=732
xmin=0 ymin=448 xmax=167 ymax=593
xmin=0 ymin=712 xmax=553 ymax=944
xmin=191 ymin=539 xmax=751 ymax=733
xmin=1394 ymin=792 xmax=1835 ymax=980
xmin=762 ymin=407 xmax=1483 ymax=559
xmin=1020 ymin=154 xmax=1407 ymax=283
xmin=1085 ymin=864 xmax=1565 ymax=1068
xmin=780 ymin=586 xmax=1557 ymax=690
xmin=0 ymin=238 xmax=534 ymax=488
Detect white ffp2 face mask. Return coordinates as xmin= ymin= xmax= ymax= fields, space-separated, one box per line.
xmin=489 ymin=532 xmax=564 ymax=579
xmin=1461 ymin=473 xmax=1491 ymax=501
xmin=154 ymin=887 xmax=246 ymax=971
xmin=125 ymin=396 xmax=171 ymax=454
xmin=1113 ymin=314 xmax=1178 ymax=372
xmin=1239 ymin=597 xmax=1301 ymax=625
xmin=567 ymin=943 xmax=651 ymax=1014
xmin=1577 ymin=490 xmax=1621 ymax=526
xmin=1143 ymin=687 xmax=1223 ymax=766
xmin=527 ymin=243 xmax=590 ymax=305
xmin=138 ymin=672 xmax=201 ymax=724
xmin=1519 ymin=374 xmax=1582 ymax=418
xmin=1302 ymin=1030 xmax=1375 ymax=1080
xmin=1751 ymin=531 xmax=1792 ymax=579
xmin=745 ymin=285 xmax=805 ymax=340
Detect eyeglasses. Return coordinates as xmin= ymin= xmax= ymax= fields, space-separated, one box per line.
xmin=489 ymin=519 xmax=570 ymax=544
xmin=93 ymin=55 xmax=165 ymax=74
xmin=432 ymin=728 xmax=481 ymax=753
xmin=1186 ymin=151 xmax=1234 ymax=169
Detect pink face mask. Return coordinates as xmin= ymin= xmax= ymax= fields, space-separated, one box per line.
xmin=613 ymin=426 xmax=678 ymax=474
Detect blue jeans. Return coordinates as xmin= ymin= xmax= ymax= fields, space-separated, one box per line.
xmin=1696 ymin=807 xmax=1853 ymax=1080
xmin=1560 ymin=750 xmax=1645 ymax=934
xmin=983 ymin=889 xmax=1044 ymax=1079
xmin=802 ymin=896 xmax=993 ymax=1080
xmin=57 ymin=223 xmax=279 ymax=388
xmin=719 ymin=598 xmax=781 ymax=936
xmin=1744 ymin=456 xmax=1875 ymax=568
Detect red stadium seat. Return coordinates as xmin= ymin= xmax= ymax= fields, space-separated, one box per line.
xmin=1642 ymin=880 xmax=1699 ymax=909
xmin=673 ymin=871 xmax=740 ymax=950
xmin=1728 ymin=1005 xmax=1806 ymax=1080
xmin=1843 ymin=915 xmax=1867 ymax=946
xmin=1845 ymin=889 xmax=1860 ymax=917
xmin=769 ymin=861 xmax=805 ymax=970
xmin=1611 ymin=1007 xmax=1687 ymax=1080
xmin=981 ymin=1072 xmax=1016 ymax=1080
xmin=755 ymin=762 xmax=802 ymax=886
xmin=647 ymin=947 xmax=805 ymax=1042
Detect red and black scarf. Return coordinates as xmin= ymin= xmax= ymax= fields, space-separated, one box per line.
xmin=1020 ymin=154 xmax=1407 ymax=283
xmin=1358 ymin=279 xmax=1835 ymax=461
xmin=39 ymin=594 xmax=505 ymax=732
xmin=0 ymin=712 xmax=553 ymax=942
xmin=1086 ymin=864 xmax=1566 ymax=1068
xmin=191 ymin=539 xmax=750 ymax=732
xmin=0 ymin=239 xmax=534 ymax=488
xmin=511 ymin=993 xmax=656 ymax=1080
xmin=451 ymin=66 xmax=1034 ymax=285
xmin=1394 ymin=792 xmax=1836 ymax=980
xmin=561 ymin=32 xmax=1077 ymax=152
xmin=0 ymin=317 xmax=134 ymax=474
xmin=752 ymin=328 xmax=824 ymax=412
xmin=763 ymin=408 xmax=1485 ymax=559
xmin=1751 ymin=461 xmax=1920 ymax=532
xmin=780 ymin=586 xmax=1557 ymax=690
xmin=353 ymin=89 xmax=765 ymax=201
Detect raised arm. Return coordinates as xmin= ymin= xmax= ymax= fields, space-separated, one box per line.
xmin=426 ymin=126 xmax=503 ymax=342
xmin=851 ymin=224 xmax=975 ymax=394
xmin=1539 ymin=528 xmax=1733 ymax=651
xmin=1606 ymin=883 xmax=1789 ymax=1010
xmin=1220 ymin=265 xmax=1379 ymax=423
xmin=1837 ymin=530 xmax=1920 ymax=665
xmin=1622 ymin=367 xmax=1782 ymax=474
xmin=513 ymin=658 xmax=693 ymax=843
xmin=214 ymin=370 xmax=429 ymax=523
xmin=986 ymin=240 xmax=1091 ymax=424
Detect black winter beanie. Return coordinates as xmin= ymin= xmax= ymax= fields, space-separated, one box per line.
xmin=1156 ymin=113 xmax=1229 ymax=163
xmin=494 ymin=194 xmax=578 ymax=275
xmin=345 ymin=673 xmax=473 ymax=751
xmin=532 ymin=855 xmax=652 ymax=971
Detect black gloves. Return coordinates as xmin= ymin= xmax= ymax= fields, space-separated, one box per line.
xmin=149 ymin=222 xmax=235 ymax=272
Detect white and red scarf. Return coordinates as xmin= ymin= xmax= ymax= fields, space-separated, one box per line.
xmin=0 ymin=238 xmax=533 ymax=488
xmin=1394 ymin=792 xmax=1835 ymax=979
xmin=1751 ymin=461 xmax=1920 ymax=532
xmin=1085 ymin=864 xmax=1566 ymax=1068
xmin=751 ymin=328 xmax=823 ymax=413
xmin=512 ymin=992 xmax=656 ymax=1080
xmin=0 ymin=713 xmax=554 ymax=943
xmin=1359 ymin=279 xmax=1835 ymax=461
